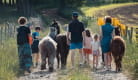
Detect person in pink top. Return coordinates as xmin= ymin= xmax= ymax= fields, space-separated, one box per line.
xmin=83 ymin=29 xmax=93 ymax=65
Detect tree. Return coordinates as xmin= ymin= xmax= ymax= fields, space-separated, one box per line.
xmin=0 ymin=0 xmax=2 ymax=5
xmin=17 ymin=0 xmax=32 ymax=17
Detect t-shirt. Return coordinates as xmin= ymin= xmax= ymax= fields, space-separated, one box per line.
xmin=91 ymin=40 xmax=100 ymax=51
xmin=17 ymin=26 xmax=31 ymax=45
xmin=32 ymin=32 xmax=40 ymax=39
xmin=84 ymin=36 xmax=92 ymax=49
xmin=68 ymin=20 xmax=84 ymax=43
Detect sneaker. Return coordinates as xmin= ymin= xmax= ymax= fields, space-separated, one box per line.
xmin=24 ymin=70 xmax=30 ymax=75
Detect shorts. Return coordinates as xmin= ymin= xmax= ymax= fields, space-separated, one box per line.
xmin=83 ymin=48 xmax=92 ymax=54
xmin=31 ymin=40 xmax=39 ymax=53
xmin=93 ymin=50 xmax=99 ymax=56
xmin=70 ymin=42 xmax=83 ymax=50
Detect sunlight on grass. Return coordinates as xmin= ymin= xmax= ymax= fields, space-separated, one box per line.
xmin=80 ymin=3 xmax=138 ymax=17
xmin=58 ymin=51 xmax=92 ymax=80
xmin=0 ymin=39 xmax=18 ymax=80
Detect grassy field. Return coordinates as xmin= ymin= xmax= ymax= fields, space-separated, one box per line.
xmin=0 ymin=39 xmax=19 ymax=80
xmin=80 ymin=2 xmax=138 ymax=17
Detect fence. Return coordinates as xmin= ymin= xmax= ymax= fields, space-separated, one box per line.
xmin=0 ymin=22 xmax=16 ymax=47
xmin=125 ymin=26 xmax=138 ymax=44
xmin=82 ymin=16 xmax=138 ymax=44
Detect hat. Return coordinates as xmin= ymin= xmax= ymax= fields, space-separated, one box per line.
xmin=72 ymin=12 xmax=79 ymax=17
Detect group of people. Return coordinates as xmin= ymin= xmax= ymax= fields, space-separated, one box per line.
xmin=17 ymin=12 xmax=115 ymax=75
xmin=67 ymin=12 xmax=114 ymax=71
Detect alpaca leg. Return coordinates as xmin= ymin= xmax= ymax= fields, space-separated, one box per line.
xmin=41 ymin=54 xmax=46 ymax=70
xmin=56 ymin=49 xmax=60 ymax=68
xmin=48 ymin=52 xmax=55 ymax=72
xmin=61 ymin=51 xmax=66 ymax=69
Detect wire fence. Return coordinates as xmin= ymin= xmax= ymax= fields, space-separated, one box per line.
xmin=0 ymin=22 xmax=16 ymax=48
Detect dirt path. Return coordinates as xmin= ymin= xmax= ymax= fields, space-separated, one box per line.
xmin=89 ymin=54 xmax=130 ymax=80
xmin=19 ymin=59 xmax=58 ymax=80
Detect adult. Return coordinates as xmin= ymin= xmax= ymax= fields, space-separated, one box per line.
xmin=17 ymin=17 xmax=32 ymax=75
xmin=51 ymin=19 xmax=60 ymax=35
xmin=100 ymin=16 xmax=114 ymax=71
xmin=67 ymin=12 xmax=85 ymax=68
xmin=49 ymin=19 xmax=60 ymax=40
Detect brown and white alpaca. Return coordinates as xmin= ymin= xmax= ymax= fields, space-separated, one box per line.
xmin=111 ymin=36 xmax=125 ymax=72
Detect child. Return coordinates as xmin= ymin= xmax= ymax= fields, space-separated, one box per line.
xmin=91 ymin=34 xmax=100 ymax=70
xmin=17 ymin=17 xmax=32 ymax=75
xmin=83 ymin=29 xmax=93 ymax=65
xmin=31 ymin=27 xmax=41 ymax=67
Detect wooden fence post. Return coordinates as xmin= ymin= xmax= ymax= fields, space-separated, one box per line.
xmin=125 ymin=26 xmax=128 ymax=38
xmin=0 ymin=26 xmax=2 ymax=45
xmin=136 ymin=28 xmax=138 ymax=46
xmin=130 ymin=27 xmax=134 ymax=43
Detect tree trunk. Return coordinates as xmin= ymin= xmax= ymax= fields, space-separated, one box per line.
xmin=4 ymin=0 xmax=7 ymax=6
xmin=9 ymin=0 xmax=12 ymax=6
xmin=17 ymin=0 xmax=32 ymax=17
xmin=0 ymin=0 xmax=3 ymax=5
xmin=12 ymin=0 xmax=15 ymax=6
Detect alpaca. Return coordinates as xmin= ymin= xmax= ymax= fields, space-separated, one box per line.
xmin=39 ymin=36 xmax=57 ymax=72
xmin=111 ymin=36 xmax=125 ymax=72
xmin=56 ymin=34 xmax=69 ymax=69
xmin=48 ymin=27 xmax=57 ymax=40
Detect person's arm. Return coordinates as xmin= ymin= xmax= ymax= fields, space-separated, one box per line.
xmin=100 ymin=26 xmax=103 ymax=40
xmin=112 ymin=27 xmax=115 ymax=38
xmin=67 ymin=32 xmax=70 ymax=45
xmin=67 ymin=24 xmax=71 ymax=45
xmin=35 ymin=32 xmax=41 ymax=39
xmin=82 ymin=31 xmax=85 ymax=47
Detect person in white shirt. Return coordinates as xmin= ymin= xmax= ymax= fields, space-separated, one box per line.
xmin=91 ymin=34 xmax=100 ymax=70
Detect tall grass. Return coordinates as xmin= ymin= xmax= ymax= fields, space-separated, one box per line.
xmin=122 ymin=40 xmax=138 ymax=79
xmin=0 ymin=38 xmax=19 ymax=80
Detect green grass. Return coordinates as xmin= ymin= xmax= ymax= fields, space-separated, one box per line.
xmin=58 ymin=53 xmax=92 ymax=80
xmin=80 ymin=2 xmax=138 ymax=17
xmin=0 ymin=38 xmax=19 ymax=80
xmin=122 ymin=40 xmax=138 ymax=79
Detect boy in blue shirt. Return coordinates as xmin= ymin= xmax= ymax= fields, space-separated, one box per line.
xmin=31 ymin=27 xmax=41 ymax=67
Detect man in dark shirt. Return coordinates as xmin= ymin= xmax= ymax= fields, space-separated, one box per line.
xmin=17 ymin=17 xmax=32 ymax=75
xmin=51 ymin=19 xmax=60 ymax=35
xmin=67 ymin=12 xmax=85 ymax=68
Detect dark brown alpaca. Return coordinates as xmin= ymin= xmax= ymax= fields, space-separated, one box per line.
xmin=56 ymin=34 xmax=69 ymax=69
xmin=111 ymin=36 xmax=125 ymax=72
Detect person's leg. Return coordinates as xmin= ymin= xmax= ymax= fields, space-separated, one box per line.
xmin=86 ymin=54 xmax=89 ymax=65
xmin=70 ymin=49 xmax=75 ymax=68
xmin=79 ymin=49 xmax=84 ymax=65
xmin=104 ymin=53 xmax=108 ymax=69
xmin=102 ymin=53 xmax=104 ymax=63
xmin=93 ymin=55 xmax=96 ymax=68
xmin=32 ymin=53 xmax=36 ymax=67
xmin=36 ymin=53 xmax=40 ymax=65
xmin=107 ymin=52 xmax=112 ymax=69
xmin=23 ymin=44 xmax=33 ymax=74
xmin=96 ymin=55 xmax=99 ymax=68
